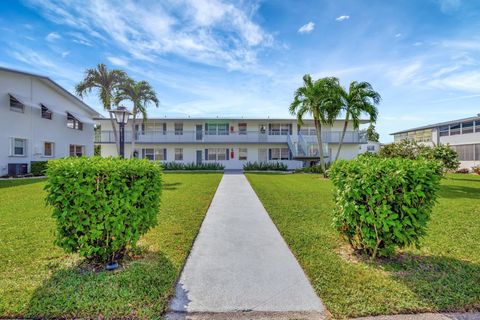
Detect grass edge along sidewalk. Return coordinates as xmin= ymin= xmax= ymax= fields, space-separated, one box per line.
xmin=0 ymin=173 xmax=222 ymax=318
xmin=246 ymin=173 xmax=480 ymax=319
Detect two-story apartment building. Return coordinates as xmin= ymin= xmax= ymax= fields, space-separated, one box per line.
xmin=0 ymin=67 xmax=99 ymax=176
xmin=95 ymin=117 xmax=368 ymax=169
xmin=391 ymin=114 xmax=480 ymax=169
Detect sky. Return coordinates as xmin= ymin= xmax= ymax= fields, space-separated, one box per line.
xmin=1 ymin=0 xmax=480 ymax=142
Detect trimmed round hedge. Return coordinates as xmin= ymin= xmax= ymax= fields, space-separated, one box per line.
xmin=45 ymin=157 xmax=162 ymax=263
xmin=329 ymin=156 xmax=442 ymax=258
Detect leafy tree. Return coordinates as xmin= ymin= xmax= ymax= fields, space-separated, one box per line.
xmin=76 ymin=64 xmax=128 ymax=154
xmin=290 ymin=75 xmax=342 ymax=175
xmin=115 ymin=78 xmax=159 ymax=158
xmin=335 ymin=81 xmax=380 ymax=161
xmin=366 ymin=124 xmax=380 ymax=142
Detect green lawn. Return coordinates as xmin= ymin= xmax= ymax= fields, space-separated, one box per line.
xmin=246 ymin=173 xmax=480 ymax=319
xmin=0 ymin=173 xmax=222 ymax=318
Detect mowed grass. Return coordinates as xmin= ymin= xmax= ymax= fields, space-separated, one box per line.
xmin=246 ymin=173 xmax=480 ymax=319
xmin=0 ymin=173 xmax=222 ymax=318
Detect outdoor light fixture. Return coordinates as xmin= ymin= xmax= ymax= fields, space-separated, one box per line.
xmin=109 ymin=106 xmax=132 ymax=158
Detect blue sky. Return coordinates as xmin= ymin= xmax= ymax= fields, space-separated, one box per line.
xmin=1 ymin=0 xmax=480 ymax=142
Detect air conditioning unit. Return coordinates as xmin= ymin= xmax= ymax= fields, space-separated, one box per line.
xmin=8 ymin=163 xmax=28 ymax=176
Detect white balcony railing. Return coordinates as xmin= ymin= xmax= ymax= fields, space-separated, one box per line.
xmin=94 ymin=130 xmax=367 ymax=144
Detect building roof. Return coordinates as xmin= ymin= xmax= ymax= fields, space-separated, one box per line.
xmin=390 ymin=114 xmax=480 ymax=135
xmin=0 ymin=66 xmax=100 ymax=117
xmin=94 ymin=116 xmax=371 ymax=122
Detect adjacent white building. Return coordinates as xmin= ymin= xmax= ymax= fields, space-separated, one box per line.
xmin=95 ymin=117 xmax=368 ymax=170
xmin=0 ymin=67 xmax=99 ymax=176
xmin=391 ymin=114 xmax=480 ymax=169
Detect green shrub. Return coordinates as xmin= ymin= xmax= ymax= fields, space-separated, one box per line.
xmin=45 ymin=157 xmax=162 ymax=263
xmin=162 ymin=162 xmax=224 ymax=170
xmin=379 ymin=140 xmax=459 ymax=172
xmin=243 ymin=161 xmax=288 ymax=171
xmin=330 ymin=156 xmax=442 ymax=258
xmin=31 ymin=161 xmax=48 ymax=176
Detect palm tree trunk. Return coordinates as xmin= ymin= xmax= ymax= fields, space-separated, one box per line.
xmin=335 ymin=112 xmax=350 ymax=161
xmin=314 ymin=118 xmax=326 ymax=176
xmin=130 ymin=113 xmax=137 ymax=159
xmin=108 ymin=113 xmax=120 ymax=155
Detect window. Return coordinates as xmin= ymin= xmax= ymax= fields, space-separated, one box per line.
xmin=141 ymin=148 xmax=166 ymax=160
xmin=475 ymin=121 xmax=480 ymax=133
xmin=439 ymin=126 xmax=449 ymax=137
xmin=258 ymin=148 xmax=267 ymax=162
xmin=142 ymin=148 xmax=155 ymax=160
xmin=454 ymin=144 xmax=474 ymax=161
xmin=205 ymin=123 xmax=229 ymax=135
xmin=367 ymin=145 xmax=375 ymax=151
xmin=174 ymin=123 xmax=183 ymax=135
xmin=259 ymin=124 xmax=267 ymax=134
xmin=238 ymin=123 xmax=247 ymax=135
xmin=269 ymin=123 xmax=291 ymax=135
xmin=43 ymin=142 xmax=54 ymax=157
xmin=11 ymin=138 xmax=26 ymax=156
xmin=462 ymin=121 xmax=474 ymax=134
xmin=9 ymin=95 xmax=24 ymax=113
xmin=69 ymin=144 xmax=84 ymax=157
xmin=41 ymin=105 xmax=52 ymax=120
xmin=175 ymin=148 xmax=183 ymax=161
xmin=476 ymin=144 xmax=480 ymax=161
xmin=269 ymin=147 xmax=290 ymax=160
xmin=207 ymin=148 xmax=227 ymax=161
xmin=67 ymin=113 xmax=83 ymax=130
xmin=239 ymin=148 xmax=248 ymax=160
xmin=449 ymin=123 xmax=460 ymax=135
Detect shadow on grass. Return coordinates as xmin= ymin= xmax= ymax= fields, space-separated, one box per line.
xmin=163 ymin=182 xmax=182 ymax=190
xmin=438 ymin=185 xmax=480 ymax=199
xmin=377 ymin=254 xmax=480 ymax=312
xmin=26 ymin=251 xmax=177 ymax=318
xmin=0 ymin=178 xmax=46 ymax=189
xmin=446 ymin=176 xmax=480 ymax=183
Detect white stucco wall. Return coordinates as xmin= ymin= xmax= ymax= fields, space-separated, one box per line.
xmin=0 ymin=70 xmax=97 ymax=176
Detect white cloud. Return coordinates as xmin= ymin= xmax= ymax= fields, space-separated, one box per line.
xmin=387 ymin=61 xmax=422 ymax=85
xmin=335 ymin=15 xmax=350 ymax=21
xmin=430 ymin=70 xmax=480 ymax=93
xmin=45 ymin=32 xmax=61 ymax=42
xmin=26 ymin=0 xmax=273 ymax=72
xmin=395 ymin=33 xmax=402 ymax=38
xmin=107 ymin=56 xmax=128 ymax=67
xmin=436 ymin=0 xmax=461 ymax=13
xmin=413 ymin=41 xmax=423 ymax=46
xmin=61 ymin=51 xmax=70 ymax=58
xmin=298 ymin=22 xmax=315 ymax=34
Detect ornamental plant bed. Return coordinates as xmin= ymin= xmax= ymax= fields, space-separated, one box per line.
xmin=45 ymin=157 xmax=162 ymax=265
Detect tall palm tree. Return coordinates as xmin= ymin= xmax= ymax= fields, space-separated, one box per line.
xmin=115 ymin=78 xmax=159 ymax=158
xmin=334 ymin=81 xmax=380 ymax=161
xmin=290 ymin=75 xmax=342 ymax=175
xmin=76 ymin=64 xmax=128 ymax=154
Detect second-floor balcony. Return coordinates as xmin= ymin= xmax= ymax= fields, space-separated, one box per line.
xmin=95 ymin=130 xmax=367 ymax=144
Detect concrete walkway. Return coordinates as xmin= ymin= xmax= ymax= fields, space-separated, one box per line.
xmin=167 ymin=173 xmax=326 ymax=319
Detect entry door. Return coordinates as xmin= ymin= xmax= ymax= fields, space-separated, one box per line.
xmin=196 ymin=125 xmax=203 ymax=141
xmin=196 ymin=150 xmax=203 ymax=164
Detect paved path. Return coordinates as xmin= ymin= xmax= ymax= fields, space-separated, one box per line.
xmin=167 ymin=173 xmax=326 ymax=319
xmin=354 ymin=312 xmax=480 ymax=320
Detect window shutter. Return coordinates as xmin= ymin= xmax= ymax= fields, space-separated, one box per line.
xmin=268 ymin=123 xmax=271 ymax=134
xmin=205 ymin=149 xmax=208 ymax=160
xmin=268 ymin=149 xmax=272 ymax=160
xmin=162 ymin=123 xmax=166 ymax=134
xmin=164 ymin=148 xmax=167 ymax=161
xmin=226 ymin=148 xmax=229 ymax=160
xmin=288 ymin=124 xmax=292 ymax=135
xmin=289 ymin=150 xmax=292 ymax=160
xmin=205 ymin=123 xmax=208 ymax=133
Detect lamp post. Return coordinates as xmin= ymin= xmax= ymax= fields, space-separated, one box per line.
xmin=109 ymin=106 xmax=132 ymax=158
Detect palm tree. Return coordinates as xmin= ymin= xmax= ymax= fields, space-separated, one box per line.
xmin=76 ymin=64 xmax=128 ymax=154
xmin=290 ymin=75 xmax=342 ymax=175
xmin=115 ymin=78 xmax=159 ymax=158
xmin=334 ymin=81 xmax=381 ymax=161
